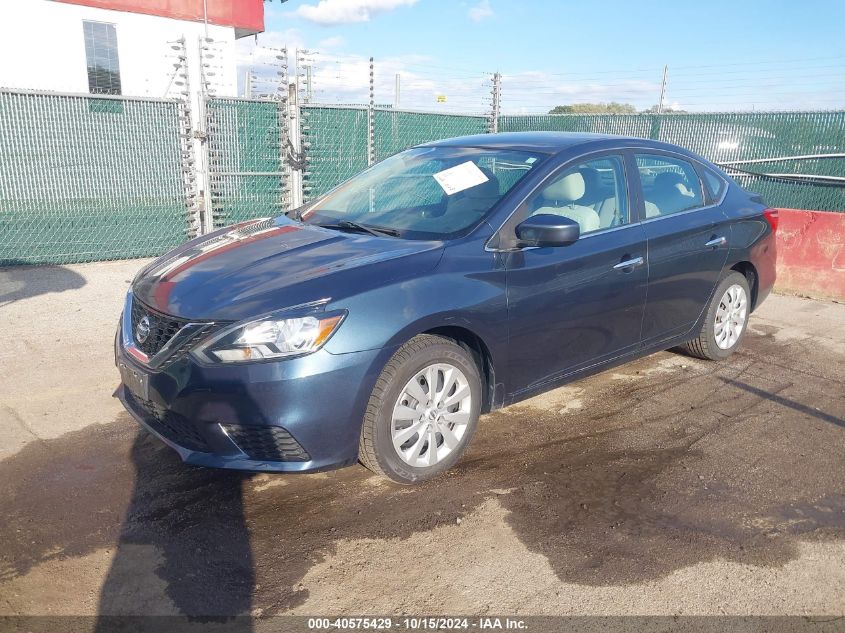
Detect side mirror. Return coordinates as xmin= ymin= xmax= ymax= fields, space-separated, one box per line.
xmin=515 ymin=214 xmax=580 ymax=248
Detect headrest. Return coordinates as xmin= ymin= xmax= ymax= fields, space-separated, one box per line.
xmin=654 ymin=171 xmax=693 ymax=196
xmin=577 ymin=167 xmax=600 ymax=190
xmin=542 ymin=172 xmax=585 ymax=202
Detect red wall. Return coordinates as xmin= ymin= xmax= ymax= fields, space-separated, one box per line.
xmin=55 ymin=0 xmax=264 ymax=34
xmin=776 ymin=209 xmax=845 ymax=301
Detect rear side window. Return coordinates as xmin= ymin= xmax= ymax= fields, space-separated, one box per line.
xmin=701 ymin=167 xmax=727 ymax=202
xmin=635 ymin=154 xmax=705 ymax=218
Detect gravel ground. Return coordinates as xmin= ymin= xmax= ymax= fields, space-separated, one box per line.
xmin=1 ymin=260 xmax=844 ymax=617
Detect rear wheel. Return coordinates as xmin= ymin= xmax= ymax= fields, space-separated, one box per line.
xmin=681 ymin=271 xmax=751 ymax=360
xmin=359 ymin=335 xmax=482 ymax=484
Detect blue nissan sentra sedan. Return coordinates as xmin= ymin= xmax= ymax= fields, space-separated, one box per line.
xmin=116 ymin=132 xmax=777 ymax=484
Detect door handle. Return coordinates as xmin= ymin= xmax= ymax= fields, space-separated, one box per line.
xmin=613 ymin=256 xmax=644 ymax=271
xmin=705 ymin=236 xmax=727 ymax=248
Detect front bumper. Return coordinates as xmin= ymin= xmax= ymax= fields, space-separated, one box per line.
xmin=116 ymin=331 xmax=389 ymax=473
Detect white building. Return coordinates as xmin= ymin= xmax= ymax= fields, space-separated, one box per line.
xmin=0 ymin=0 xmax=268 ymax=108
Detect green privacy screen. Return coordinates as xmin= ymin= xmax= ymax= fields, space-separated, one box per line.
xmin=501 ymin=111 xmax=845 ymax=212
xmin=300 ymin=106 xmax=488 ymax=200
xmin=0 ymin=90 xmax=188 ymax=266
xmin=301 ymin=106 xmax=370 ymax=200
xmin=206 ymin=98 xmax=287 ymax=227
xmin=1 ymin=94 xmax=842 ymax=268
xmin=299 ymin=108 xmax=843 ymax=210
xmin=373 ymin=110 xmax=488 ymax=162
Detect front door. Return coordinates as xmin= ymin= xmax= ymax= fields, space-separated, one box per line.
xmin=503 ymin=153 xmax=648 ymax=397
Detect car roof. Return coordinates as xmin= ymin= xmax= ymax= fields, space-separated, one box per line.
xmin=420 ymin=131 xmax=696 ymax=158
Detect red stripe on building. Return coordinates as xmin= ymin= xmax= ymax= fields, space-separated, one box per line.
xmin=54 ymin=0 xmax=264 ymax=36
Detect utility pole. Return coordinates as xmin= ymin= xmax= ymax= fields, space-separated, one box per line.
xmin=395 ymin=73 xmax=401 ymax=108
xmin=657 ymin=64 xmax=668 ymax=114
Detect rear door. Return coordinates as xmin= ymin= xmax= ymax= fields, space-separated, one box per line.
xmin=634 ymin=152 xmax=732 ymax=345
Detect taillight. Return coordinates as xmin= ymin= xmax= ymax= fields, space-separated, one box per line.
xmin=763 ymin=208 xmax=779 ymax=233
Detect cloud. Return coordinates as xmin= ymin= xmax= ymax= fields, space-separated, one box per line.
xmin=318 ymin=36 xmax=345 ymax=49
xmin=294 ymin=0 xmax=418 ymax=25
xmin=235 ymin=30 xmax=661 ymax=112
xmin=500 ymin=71 xmax=661 ymax=113
xmin=467 ymin=0 xmax=494 ymax=21
xmin=236 ymin=28 xmax=304 ymax=65
xmin=237 ymin=37 xmax=492 ymax=110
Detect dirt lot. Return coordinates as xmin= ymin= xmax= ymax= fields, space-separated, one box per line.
xmin=1 ymin=260 xmax=844 ymax=617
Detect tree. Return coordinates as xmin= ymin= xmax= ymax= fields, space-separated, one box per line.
xmin=643 ymin=104 xmax=688 ymax=113
xmin=548 ymin=102 xmax=637 ymax=114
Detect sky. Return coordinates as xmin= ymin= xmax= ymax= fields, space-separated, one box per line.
xmin=237 ymin=0 xmax=845 ymax=113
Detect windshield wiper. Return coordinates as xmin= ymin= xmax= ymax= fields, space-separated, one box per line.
xmin=316 ymin=220 xmax=401 ymax=238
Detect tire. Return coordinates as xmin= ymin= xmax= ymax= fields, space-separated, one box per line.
xmin=359 ymin=334 xmax=482 ymax=484
xmin=681 ymin=271 xmax=751 ymax=360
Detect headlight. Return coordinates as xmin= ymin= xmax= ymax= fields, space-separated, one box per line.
xmin=193 ymin=311 xmax=345 ymax=364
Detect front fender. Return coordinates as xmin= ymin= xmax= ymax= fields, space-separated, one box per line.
xmin=323 ymin=238 xmax=509 ymax=385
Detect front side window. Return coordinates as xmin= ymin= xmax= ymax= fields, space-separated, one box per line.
xmin=528 ymin=155 xmax=629 ymax=235
xmin=636 ymin=154 xmax=704 ymax=217
xmin=83 ymin=21 xmax=122 ymax=95
xmin=300 ymin=147 xmax=545 ymax=239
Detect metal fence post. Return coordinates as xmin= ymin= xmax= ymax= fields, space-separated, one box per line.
xmin=196 ymin=36 xmax=215 ymax=234
xmin=287 ymin=83 xmax=304 ymax=209
xmin=173 ymin=36 xmax=201 ymax=238
xmin=367 ymin=57 xmax=375 ymax=166
xmin=274 ymin=46 xmax=293 ymax=212
xmin=487 ymin=72 xmax=501 ymax=134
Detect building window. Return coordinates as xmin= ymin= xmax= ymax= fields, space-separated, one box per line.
xmin=83 ymin=21 xmax=122 ymax=95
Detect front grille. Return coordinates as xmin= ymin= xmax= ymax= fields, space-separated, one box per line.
xmin=131 ymin=299 xmax=191 ymax=357
xmin=125 ymin=390 xmax=210 ymax=452
xmin=222 ymin=424 xmax=311 ymax=462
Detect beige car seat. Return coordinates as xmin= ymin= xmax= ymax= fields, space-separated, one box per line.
xmin=577 ymin=166 xmax=619 ymax=228
xmin=443 ymin=168 xmax=500 ymax=219
xmin=532 ymin=172 xmax=600 ymax=234
xmin=648 ymin=172 xmax=697 ymax=216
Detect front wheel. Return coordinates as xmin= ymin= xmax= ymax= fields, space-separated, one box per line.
xmin=359 ymin=335 xmax=482 ymax=484
xmin=681 ymin=271 xmax=751 ymax=360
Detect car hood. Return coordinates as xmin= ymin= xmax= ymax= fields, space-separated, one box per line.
xmin=132 ymin=217 xmax=444 ymax=321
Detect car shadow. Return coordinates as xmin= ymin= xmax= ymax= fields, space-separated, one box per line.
xmin=94 ymin=432 xmax=255 ymax=628
xmin=1 ymin=332 xmax=844 ymax=616
xmin=0 ymin=262 xmax=86 ymax=308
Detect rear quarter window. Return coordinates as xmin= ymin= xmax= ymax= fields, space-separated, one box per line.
xmin=701 ymin=167 xmax=727 ymax=203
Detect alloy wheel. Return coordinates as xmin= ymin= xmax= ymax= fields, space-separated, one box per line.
xmin=391 ymin=362 xmax=473 ymax=468
xmin=714 ymin=283 xmax=748 ymax=349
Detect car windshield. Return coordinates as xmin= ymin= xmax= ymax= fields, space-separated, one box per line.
xmin=299 ymin=146 xmax=545 ymax=240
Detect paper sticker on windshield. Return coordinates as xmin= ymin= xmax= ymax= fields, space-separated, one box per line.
xmin=432 ymin=161 xmax=489 ymax=196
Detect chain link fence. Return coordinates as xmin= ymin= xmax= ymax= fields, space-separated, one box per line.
xmin=0 ymin=89 xmax=193 ymax=266
xmin=501 ymin=111 xmax=845 ymax=212
xmin=300 ymin=106 xmax=370 ymax=200
xmin=299 ymin=106 xmax=489 ymax=200
xmin=206 ymin=97 xmax=289 ymax=227
xmin=373 ymin=109 xmax=489 ymax=162
xmin=1 ymin=86 xmax=842 ymax=267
